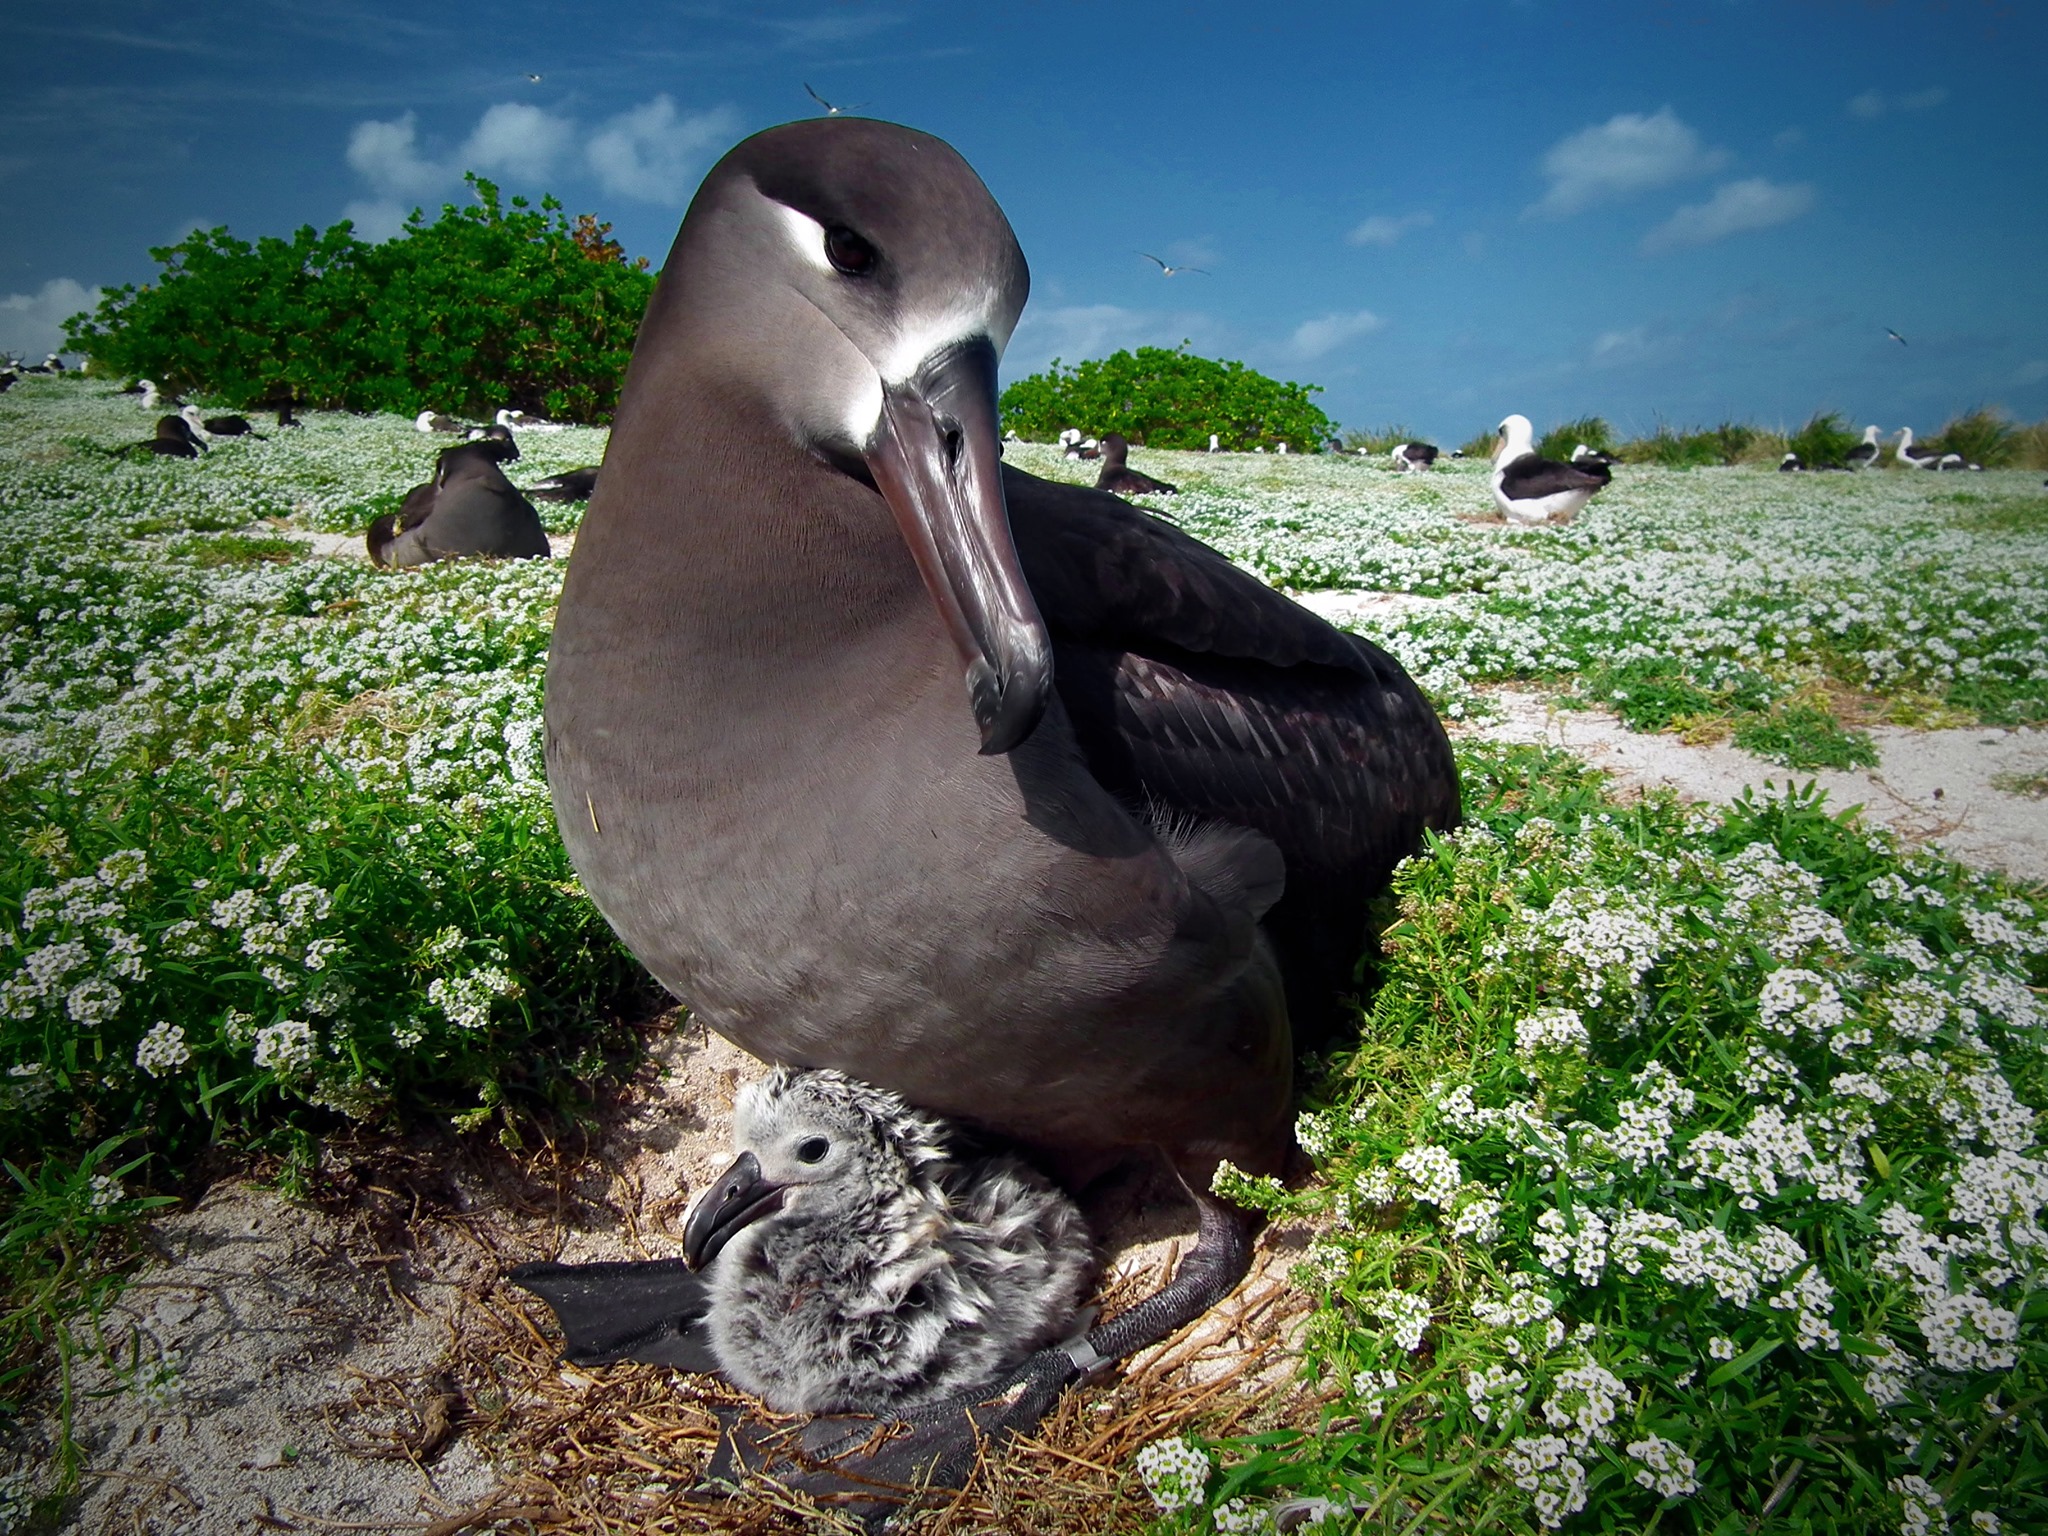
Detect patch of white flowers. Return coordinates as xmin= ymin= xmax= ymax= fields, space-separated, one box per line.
xmin=1134 ymin=1435 xmax=1211 ymax=1512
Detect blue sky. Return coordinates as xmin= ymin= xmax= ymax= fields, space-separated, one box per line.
xmin=4 ymin=0 xmax=2043 ymax=442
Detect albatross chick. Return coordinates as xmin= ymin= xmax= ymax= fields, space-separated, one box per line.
xmin=684 ymin=1067 xmax=1094 ymax=1416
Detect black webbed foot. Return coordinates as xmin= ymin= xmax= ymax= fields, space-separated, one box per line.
xmin=506 ymin=1257 xmax=720 ymax=1373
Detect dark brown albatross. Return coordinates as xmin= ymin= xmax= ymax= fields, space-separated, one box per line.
xmin=534 ymin=115 xmax=1457 ymax=1505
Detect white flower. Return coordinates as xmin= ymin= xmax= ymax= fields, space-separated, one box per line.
xmin=1395 ymin=1144 xmax=1462 ymax=1206
xmin=135 ymin=1020 xmax=191 ymax=1077
xmin=1539 ymin=1362 xmax=1627 ymax=1447
xmin=65 ymin=975 xmax=123 ymax=1025
xmin=1625 ymin=1434 xmax=1698 ymax=1498
xmin=1449 ymin=1194 xmax=1503 ymax=1245
xmin=1134 ymin=1435 xmax=1210 ymax=1512
xmin=1514 ymin=1006 xmax=1590 ymax=1060
xmin=1362 ymin=1288 xmax=1431 ymax=1352
xmin=1465 ymin=1362 xmax=1526 ymax=1424
xmin=1213 ymin=1497 xmax=1269 ymax=1533
xmin=1351 ymin=1368 xmax=1400 ymax=1420
xmin=1503 ymin=1434 xmax=1588 ymax=1529
xmin=1890 ymin=1474 xmax=1946 ymax=1536
xmin=1706 ymin=1335 xmax=1737 ymax=1360
xmin=252 ymin=1019 xmax=316 ymax=1072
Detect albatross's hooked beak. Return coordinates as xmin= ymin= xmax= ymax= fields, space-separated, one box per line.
xmin=683 ymin=1150 xmax=787 ymax=1271
xmin=863 ymin=336 xmax=1052 ymax=755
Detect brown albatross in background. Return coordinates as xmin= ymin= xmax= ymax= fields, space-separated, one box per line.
xmin=532 ymin=116 xmax=1458 ymax=1506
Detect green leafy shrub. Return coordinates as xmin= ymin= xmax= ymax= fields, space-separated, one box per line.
xmin=1619 ymin=421 xmax=1759 ymax=468
xmin=1343 ymin=424 xmax=1418 ymax=455
xmin=1157 ymin=748 xmax=2048 ymax=1536
xmin=1786 ymin=411 xmax=1859 ymax=469
xmin=1535 ymin=416 xmax=1614 ymax=463
xmin=1460 ymin=427 xmax=1503 ymax=459
xmin=62 ymin=178 xmax=656 ymax=424
xmin=998 ymin=347 xmax=1334 ymax=452
xmin=1930 ymin=409 xmax=2019 ymax=469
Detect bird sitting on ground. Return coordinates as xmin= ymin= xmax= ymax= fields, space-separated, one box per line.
xmin=1846 ymin=424 xmax=1881 ymax=469
xmin=1894 ymin=428 xmax=1947 ymax=470
xmin=1492 ymin=415 xmax=1609 ymax=525
xmin=1093 ymin=433 xmax=1178 ymax=497
xmin=367 ymin=441 xmax=551 ymax=567
xmin=1389 ymin=441 xmax=1439 ymax=473
xmin=465 ymin=422 xmax=521 ymax=462
xmin=182 ymin=404 xmax=264 ymax=439
xmin=526 ymin=466 xmax=599 ymax=502
xmin=1779 ymin=452 xmax=1805 ymax=472
xmin=129 ymin=415 xmax=206 ymax=458
xmin=0 ymin=369 xmax=15 ymax=394
xmin=1057 ymin=427 xmax=1100 ymax=460
xmin=496 ymin=406 xmax=561 ymax=431
xmin=274 ymin=401 xmax=302 ymax=428
xmin=415 ymin=409 xmax=463 ymax=433
xmin=679 ymin=1067 xmax=1094 ymax=1415
xmin=1570 ymin=443 xmax=1617 ymax=470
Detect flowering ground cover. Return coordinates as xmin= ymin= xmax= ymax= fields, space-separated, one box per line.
xmin=1 ymin=379 xmax=2043 ymax=1531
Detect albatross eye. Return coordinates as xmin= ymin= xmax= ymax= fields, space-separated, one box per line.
xmin=823 ymin=226 xmax=877 ymax=277
xmin=796 ymin=1135 xmax=831 ymax=1164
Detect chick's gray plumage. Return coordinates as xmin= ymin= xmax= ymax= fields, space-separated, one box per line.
xmin=698 ymin=1068 xmax=1093 ymax=1416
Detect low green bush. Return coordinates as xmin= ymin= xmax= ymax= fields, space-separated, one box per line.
xmin=1930 ymin=409 xmax=2020 ymax=469
xmin=998 ymin=347 xmax=1335 ymax=452
xmin=1620 ymin=421 xmax=1758 ymax=469
xmin=63 ymin=179 xmax=656 ymax=424
xmin=1154 ymin=747 xmax=2048 ymax=1536
xmin=1786 ymin=412 xmax=1860 ymax=470
xmin=1535 ymin=417 xmax=1614 ymax=463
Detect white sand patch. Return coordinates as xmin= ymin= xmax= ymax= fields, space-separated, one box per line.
xmin=1462 ymin=686 xmax=2048 ymax=884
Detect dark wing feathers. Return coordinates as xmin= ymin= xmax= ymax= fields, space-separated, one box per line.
xmin=1499 ymin=453 xmax=1608 ymax=499
xmin=1004 ymin=467 xmax=1459 ymax=1034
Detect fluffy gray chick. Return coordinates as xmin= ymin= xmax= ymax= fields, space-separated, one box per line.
xmin=682 ymin=1067 xmax=1094 ymax=1416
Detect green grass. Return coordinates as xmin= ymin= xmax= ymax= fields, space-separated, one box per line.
xmin=1730 ymin=701 xmax=1881 ymax=770
xmin=1991 ymin=770 xmax=2048 ymax=799
xmin=1535 ymin=416 xmax=1614 ymax=463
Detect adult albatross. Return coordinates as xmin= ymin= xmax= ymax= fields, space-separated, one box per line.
xmin=541 ymin=116 xmax=1458 ymax=1493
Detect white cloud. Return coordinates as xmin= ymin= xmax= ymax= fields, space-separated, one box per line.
xmin=1591 ymin=327 xmax=1646 ymax=359
xmin=586 ymin=95 xmax=739 ymax=206
xmin=0 ymin=277 xmax=103 ymax=361
xmin=2015 ymin=359 xmax=2048 ymax=385
xmin=1641 ymin=177 xmax=1814 ymax=254
xmin=1347 ymin=211 xmax=1433 ymax=247
xmin=346 ymin=111 xmax=443 ymax=199
xmin=1848 ymin=87 xmax=1949 ymax=120
xmin=1528 ymin=107 xmax=1727 ymax=218
xmin=461 ymin=102 xmax=575 ymax=183
xmin=1287 ymin=309 xmax=1384 ymax=361
xmin=341 ymin=199 xmax=410 ymax=243
xmin=1773 ymin=126 xmax=1804 ymax=149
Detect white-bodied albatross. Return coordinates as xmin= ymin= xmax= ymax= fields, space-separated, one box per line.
xmin=537 ymin=115 xmax=1458 ymax=1506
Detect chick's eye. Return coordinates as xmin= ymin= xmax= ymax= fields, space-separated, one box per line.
xmin=824 ymin=226 xmax=877 ymax=276
xmin=796 ymin=1136 xmax=830 ymax=1164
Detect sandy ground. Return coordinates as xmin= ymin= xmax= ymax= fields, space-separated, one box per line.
xmin=1463 ymin=685 xmax=2048 ymax=885
xmin=18 ymin=588 xmax=2044 ymax=1531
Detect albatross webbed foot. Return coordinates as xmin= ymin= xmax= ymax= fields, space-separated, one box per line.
xmin=506 ymin=1258 xmax=721 ymax=1373
xmin=1082 ymin=1187 xmax=1260 ymax=1362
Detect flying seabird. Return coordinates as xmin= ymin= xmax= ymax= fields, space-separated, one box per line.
xmin=1389 ymin=442 xmax=1439 ymax=473
xmin=804 ymin=83 xmax=864 ymax=116
xmin=1491 ymin=414 xmax=1609 ymax=525
xmin=1093 ymin=433 xmax=1177 ymax=497
xmin=525 ymin=72 xmax=544 ymax=82
xmin=1846 ymin=424 xmax=1881 ymax=469
xmin=1569 ymin=443 xmax=1617 ymax=470
xmin=526 ymin=466 xmax=599 ymax=502
xmin=415 ymin=410 xmax=462 ymax=433
xmin=367 ymin=441 xmax=551 ymax=567
xmin=1139 ymin=252 xmax=1207 ymax=276
xmin=1887 ymin=328 xmax=1907 ymax=346
xmin=1895 ymin=427 xmax=1943 ymax=470
xmin=542 ymin=117 xmax=1459 ymax=1496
